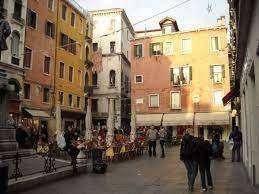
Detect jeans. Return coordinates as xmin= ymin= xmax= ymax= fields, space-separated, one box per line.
xmin=199 ymin=160 xmax=213 ymax=189
xmin=184 ymin=160 xmax=198 ymax=190
xmin=160 ymin=140 xmax=165 ymax=157
xmin=232 ymin=143 xmax=241 ymax=162
xmin=148 ymin=140 xmax=156 ymax=157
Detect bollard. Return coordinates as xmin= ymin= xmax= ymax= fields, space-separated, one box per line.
xmin=0 ymin=160 xmax=9 ymax=194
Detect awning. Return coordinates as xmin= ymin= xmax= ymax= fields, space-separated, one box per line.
xmin=195 ymin=112 xmax=230 ymax=125
xmin=163 ymin=113 xmax=194 ymax=126
xmin=222 ymin=85 xmax=240 ymax=106
xmin=136 ymin=114 xmax=163 ymax=126
xmin=24 ymin=109 xmax=50 ymax=118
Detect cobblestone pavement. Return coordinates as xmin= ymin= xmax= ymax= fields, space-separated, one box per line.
xmin=17 ymin=146 xmax=256 ymax=194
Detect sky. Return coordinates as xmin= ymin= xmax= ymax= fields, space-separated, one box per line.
xmin=76 ymin=0 xmax=229 ymax=31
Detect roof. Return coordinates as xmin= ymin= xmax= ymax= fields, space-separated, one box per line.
xmin=159 ymin=17 xmax=179 ymax=31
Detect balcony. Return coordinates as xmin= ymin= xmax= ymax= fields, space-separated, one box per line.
xmin=0 ymin=7 xmax=7 ymax=19
xmin=85 ymin=59 xmax=93 ymax=69
xmin=12 ymin=13 xmax=25 ymax=25
xmin=84 ymin=86 xmax=93 ymax=97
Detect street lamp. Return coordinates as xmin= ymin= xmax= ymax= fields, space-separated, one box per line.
xmin=192 ymin=94 xmax=200 ymax=136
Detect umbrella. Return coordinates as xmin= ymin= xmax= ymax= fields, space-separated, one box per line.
xmin=85 ymin=98 xmax=92 ymax=141
xmin=130 ymin=111 xmax=136 ymax=142
xmin=106 ymin=99 xmax=115 ymax=145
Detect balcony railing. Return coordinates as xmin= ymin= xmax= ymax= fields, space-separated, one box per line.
xmin=12 ymin=13 xmax=25 ymax=25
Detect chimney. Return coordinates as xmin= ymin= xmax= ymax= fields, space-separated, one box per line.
xmin=217 ymin=16 xmax=226 ymax=26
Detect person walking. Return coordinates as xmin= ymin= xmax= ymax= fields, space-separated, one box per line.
xmin=146 ymin=126 xmax=158 ymax=157
xmin=158 ymin=127 xmax=167 ymax=158
xmin=229 ymin=126 xmax=242 ymax=162
xmin=197 ymin=135 xmax=213 ymax=192
xmin=180 ymin=129 xmax=198 ymax=192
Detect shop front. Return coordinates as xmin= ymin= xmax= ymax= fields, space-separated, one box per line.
xmin=61 ymin=110 xmax=85 ymax=133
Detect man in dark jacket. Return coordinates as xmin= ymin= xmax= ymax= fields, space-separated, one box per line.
xmin=180 ymin=129 xmax=198 ymax=192
xmin=197 ymin=136 xmax=213 ymax=191
xmin=229 ymin=126 xmax=242 ymax=162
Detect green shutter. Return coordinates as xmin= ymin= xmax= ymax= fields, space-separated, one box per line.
xmin=222 ymin=64 xmax=225 ymax=78
xmin=149 ymin=43 xmax=153 ymax=56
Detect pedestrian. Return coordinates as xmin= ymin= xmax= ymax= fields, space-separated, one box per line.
xmin=180 ymin=129 xmax=198 ymax=192
xmin=197 ymin=135 xmax=213 ymax=192
xmin=229 ymin=126 xmax=242 ymax=162
xmin=158 ymin=127 xmax=167 ymax=158
xmin=146 ymin=125 xmax=158 ymax=157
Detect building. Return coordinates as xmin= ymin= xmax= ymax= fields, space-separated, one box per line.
xmin=89 ymin=8 xmax=134 ymax=130
xmin=131 ymin=17 xmax=231 ymax=140
xmin=21 ymin=0 xmax=57 ymax=130
xmin=0 ymin=0 xmax=27 ymax=123
xmin=226 ymin=0 xmax=259 ymax=186
xmin=54 ymin=0 xmax=90 ymax=132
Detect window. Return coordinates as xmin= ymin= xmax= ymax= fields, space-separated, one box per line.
xmin=150 ymin=43 xmax=163 ymax=56
xmin=43 ymin=88 xmax=50 ymax=103
xmin=24 ymin=47 xmax=32 ymax=68
xmin=27 ymin=9 xmax=37 ymax=29
xmin=44 ymin=56 xmax=50 ymax=74
xmin=164 ymin=42 xmax=173 ymax=56
xmin=69 ymin=38 xmax=76 ymax=54
xmin=92 ymin=99 xmax=98 ymax=112
xmin=135 ymin=75 xmax=143 ymax=83
xmin=211 ymin=37 xmax=219 ymax=51
xmin=68 ymin=94 xmax=73 ymax=107
xmin=92 ymin=72 xmax=98 ymax=87
xmin=171 ymin=66 xmax=192 ymax=85
xmin=48 ymin=0 xmax=54 ymax=11
xmin=181 ymin=38 xmax=192 ymax=53
xmin=93 ymin=43 xmax=98 ymax=52
xmin=110 ymin=41 xmax=115 ymax=53
xmin=59 ymin=62 xmax=64 ymax=78
xmin=78 ymin=70 xmax=82 ymax=86
xmin=171 ymin=92 xmax=181 ymax=109
xmin=149 ymin=94 xmax=159 ymax=107
xmin=109 ymin=70 xmax=116 ymax=87
xmin=68 ymin=66 xmax=73 ymax=82
xmin=24 ymin=83 xmax=30 ymax=99
xmin=76 ymin=96 xmax=80 ymax=108
xmin=58 ymin=91 xmax=64 ymax=105
xmin=60 ymin=33 xmax=68 ymax=50
xmin=211 ymin=65 xmax=225 ymax=83
xmin=71 ymin=12 xmax=75 ymax=27
xmin=45 ymin=21 xmax=55 ymax=38
xmin=11 ymin=31 xmax=20 ymax=65
xmin=61 ymin=4 xmax=67 ymax=20
xmin=134 ymin=44 xmax=142 ymax=58
xmin=136 ymin=98 xmax=144 ymax=104
xmin=13 ymin=0 xmax=22 ymax=20
xmin=213 ymin=90 xmax=223 ymax=106
xmin=163 ymin=26 xmax=172 ymax=34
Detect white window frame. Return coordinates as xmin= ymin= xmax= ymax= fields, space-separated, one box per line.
xmin=212 ymin=65 xmax=223 ymax=83
xmin=149 ymin=94 xmax=159 ymax=108
xmin=43 ymin=55 xmax=51 ymax=76
xmin=135 ymin=75 xmax=143 ymax=84
xmin=181 ymin=38 xmax=192 ymax=54
xmin=171 ymin=91 xmax=181 ymax=109
xmin=164 ymin=42 xmax=173 ymax=56
xmin=210 ymin=36 xmax=221 ymax=52
xmin=213 ymin=90 xmax=223 ymax=106
xmin=48 ymin=0 xmax=55 ymax=11
xmin=24 ymin=46 xmax=33 ymax=69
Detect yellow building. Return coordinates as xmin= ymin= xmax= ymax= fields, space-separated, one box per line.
xmin=54 ymin=0 xmax=92 ymax=131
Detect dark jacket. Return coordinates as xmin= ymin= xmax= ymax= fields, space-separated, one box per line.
xmin=197 ymin=138 xmax=212 ymax=165
xmin=229 ymin=130 xmax=242 ymax=145
xmin=180 ymin=134 xmax=194 ymax=161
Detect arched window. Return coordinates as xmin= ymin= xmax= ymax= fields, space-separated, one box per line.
xmin=85 ymin=46 xmax=89 ymax=60
xmin=85 ymin=72 xmax=89 ymax=88
xmin=109 ymin=70 xmax=116 ymax=87
xmin=11 ymin=31 xmax=20 ymax=57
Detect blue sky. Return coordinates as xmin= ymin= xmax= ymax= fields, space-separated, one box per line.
xmin=76 ymin=0 xmax=228 ymax=31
